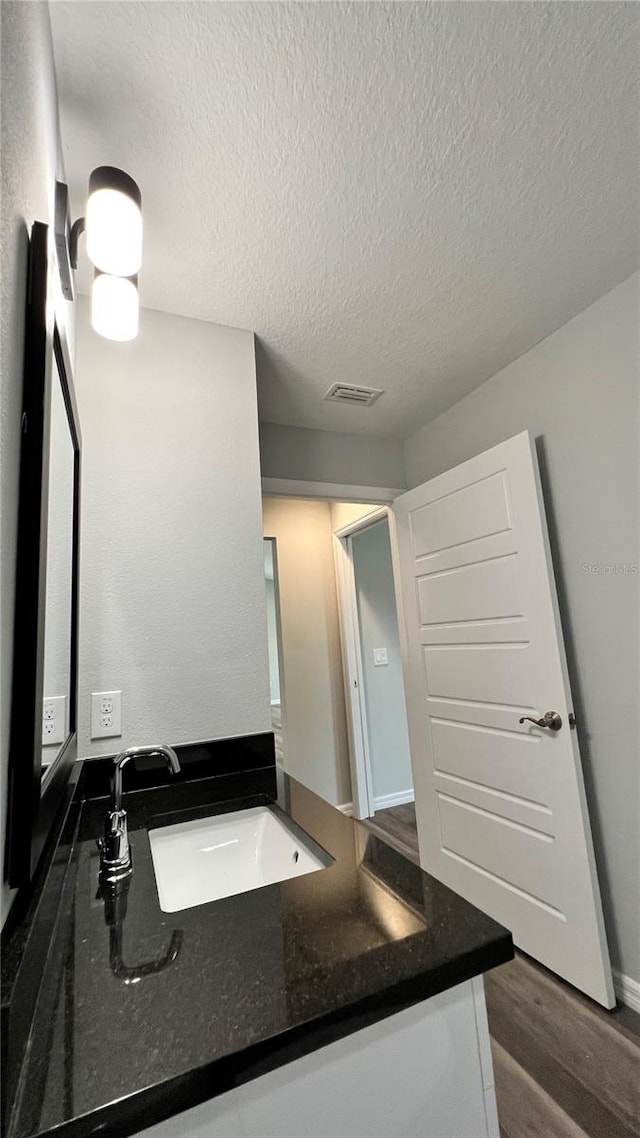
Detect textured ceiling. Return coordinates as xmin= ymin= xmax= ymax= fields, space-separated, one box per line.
xmin=50 ymin=1 xmax=638 ymax=439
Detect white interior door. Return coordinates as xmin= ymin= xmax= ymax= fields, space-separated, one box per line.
xmin=393 ymin=431 xmax=614 ymax=1007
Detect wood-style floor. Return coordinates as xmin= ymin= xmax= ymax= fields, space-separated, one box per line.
xmin=365 ymin=802 xmax=418 ymax=861
xmin=365 ymin=804 xmax=640 ymax=1138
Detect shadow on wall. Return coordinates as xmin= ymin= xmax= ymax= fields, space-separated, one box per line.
xmin=254 ymin=338 xmax=309 ymax=426
xmin=535 ymin=435 xmax=618 ymax=966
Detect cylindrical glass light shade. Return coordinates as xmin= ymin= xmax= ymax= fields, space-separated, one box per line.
xmin=91 ymin=272 xmax=139 ymax=341
xmin=86 ymin=166 xmax=142 ymax=277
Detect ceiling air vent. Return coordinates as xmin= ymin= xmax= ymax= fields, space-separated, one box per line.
xmin=323 ymin=382 xmax=383 ymax=407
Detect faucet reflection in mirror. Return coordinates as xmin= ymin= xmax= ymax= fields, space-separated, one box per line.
xmin=98 ymin=744 xmax=181 ymax=885
xmin=55 ymin=166 xmax=142 ymax=340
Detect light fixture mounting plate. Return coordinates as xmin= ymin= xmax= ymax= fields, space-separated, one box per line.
xmin=54 ymin=181 xmax=75 ymax=302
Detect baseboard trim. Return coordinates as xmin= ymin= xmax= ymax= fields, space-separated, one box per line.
xmin=613 ymin=968 xmax=640 ymax=1013
xmin=337 ymin=802 xmax=353 ymax=816
xmin=373 ymin=790 xmax=414 ymax=811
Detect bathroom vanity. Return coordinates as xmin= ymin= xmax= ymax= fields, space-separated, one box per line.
xmin=2 ymin=736 xmax=512 ymax=1138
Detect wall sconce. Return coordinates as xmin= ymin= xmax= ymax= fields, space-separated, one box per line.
xmin=55 ymin=167 xmax=142 ymax=342
xmin=91 ymin=272 xmax=139 ymax=342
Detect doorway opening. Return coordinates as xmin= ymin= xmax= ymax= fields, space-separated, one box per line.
xmin=262 ymin=495 xmax=413 ymax=829
xmin=333 ymin=509 xmax=414 ymax=837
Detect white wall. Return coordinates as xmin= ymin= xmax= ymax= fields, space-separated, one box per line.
xmin=0 ymin=0 xmax=73 ymax=926
xmin=352 ymin=520 xmax=413 ymax=807
xmin=42 ymin=370 xmax=75 ymax=761
xmin=75 ymin=298 xmax=271 ymax=757
xmin=403 ymin=273 xmax=640 ymax=986
xmin=259 ymin=422 xmax=406 ymax=489
xmin=262 ymin=497 xmax=352 ymax=806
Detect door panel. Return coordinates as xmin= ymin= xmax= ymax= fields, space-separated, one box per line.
xmin=393 ymin=431 xmax=614 ymax=1006
xmin=409 ymin=471 xmax=510 ymax=556
xmin=424 ymin=643 xmax=533 ymax=706
xmin=416 ymin=555 xmax=521 ymax=625
xmin=437 ymin=794 xmax=562 ymax=911
xmin=430 ymin=719 xmax=548 ymax=812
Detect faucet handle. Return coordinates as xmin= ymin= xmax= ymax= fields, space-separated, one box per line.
xmin=105 ymin=808 xmax=127 ymax=838
xmin=99 ymin=810 xmax=132 ymax=883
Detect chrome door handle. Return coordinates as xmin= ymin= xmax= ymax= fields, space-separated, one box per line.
xmin=519 ymin=711 xmax=562 ymax=731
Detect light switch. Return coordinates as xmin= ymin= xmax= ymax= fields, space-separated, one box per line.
xmin=373 ymin=648 xmax=388 ymax=666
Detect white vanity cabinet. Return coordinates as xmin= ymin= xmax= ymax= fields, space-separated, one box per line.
xmin=139 ymin=977 xmax=498 ymax=1138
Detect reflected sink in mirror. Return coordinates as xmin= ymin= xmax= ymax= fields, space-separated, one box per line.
xmin=149 ymin=805 xmax=333 ymax=912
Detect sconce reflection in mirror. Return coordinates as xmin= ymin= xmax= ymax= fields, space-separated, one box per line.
xmin=99 ymin=877 xmax=182 ymax=985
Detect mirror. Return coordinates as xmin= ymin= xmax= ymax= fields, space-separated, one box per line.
xmin=41 ymin=353 xmax=75 ymax=776
xmin=7 ymin=222 xmax=81 ymax=887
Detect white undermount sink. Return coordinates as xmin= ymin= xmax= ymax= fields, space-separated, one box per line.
xmin=149 ymin=805 xmax=330 ymax=913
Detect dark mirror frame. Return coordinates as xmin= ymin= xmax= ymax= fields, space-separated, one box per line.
xmin=6 ymin=221 xmax=81 ymax=889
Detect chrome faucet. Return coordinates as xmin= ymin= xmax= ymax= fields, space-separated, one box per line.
xmin=98 ymin=744 xmax=181 ymax=884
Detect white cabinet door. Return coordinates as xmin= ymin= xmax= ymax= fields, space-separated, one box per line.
xmin=136 ymin=981 xmax=496 ymax=1138
xmin=393 ymin=431 xmax=614 ymax=1007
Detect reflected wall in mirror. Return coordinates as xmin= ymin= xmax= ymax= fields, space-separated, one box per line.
xmin=7 ymin=222 xmax=81 ymax=887
xmin=264 ymin=537 xmax=286 ymax=767
xmin=42 ymin=351 xmax=75 ymax=774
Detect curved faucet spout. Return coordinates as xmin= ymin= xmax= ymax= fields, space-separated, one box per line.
xmin=111 ymin=744 xmax=181 ymax=812
xmin=99 ymin=744 xmax=181 ymax=885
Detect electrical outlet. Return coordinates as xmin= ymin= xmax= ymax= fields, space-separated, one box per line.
xmin=42 ymin=696 xmax=66 ymax=746
xmin=91 ymin=690 xmax=122 ymax=739
xmin=373 ymin=648 xmax=389 ymax=666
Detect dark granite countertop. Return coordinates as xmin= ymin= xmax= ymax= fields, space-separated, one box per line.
xmin=4 ymin=748 xmax=512 ymax=1138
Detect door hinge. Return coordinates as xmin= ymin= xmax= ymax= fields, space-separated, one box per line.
xmin=569 ymin=713 xmax=577 ymax=729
